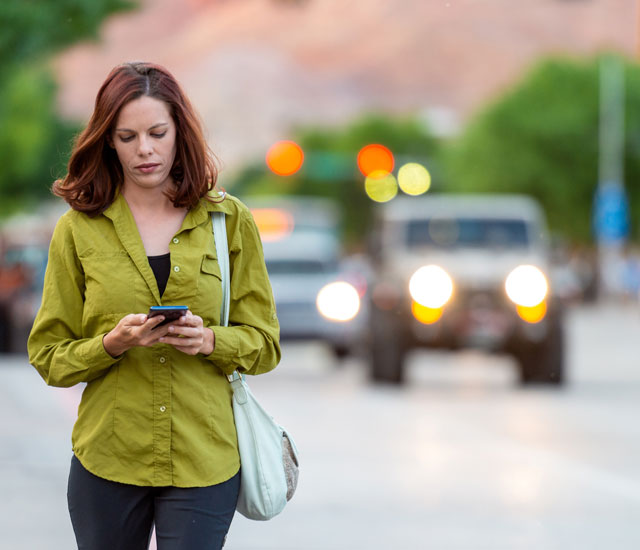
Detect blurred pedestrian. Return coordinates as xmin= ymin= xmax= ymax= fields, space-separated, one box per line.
xmin=27 ymin=62 xmax=280 ymax=550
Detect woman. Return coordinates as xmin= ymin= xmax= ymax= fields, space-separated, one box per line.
xmin=27 ymin=62 xmax=280 ymax=549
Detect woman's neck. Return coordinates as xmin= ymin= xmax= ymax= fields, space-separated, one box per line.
xmin=121 ymin=183 xmax=174 ymax=216
xmin=120 ymin=183 xmax=188 ymax=256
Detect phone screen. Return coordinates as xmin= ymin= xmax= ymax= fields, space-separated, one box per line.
xmin=148 ymin=306 xmax=188 ymax=327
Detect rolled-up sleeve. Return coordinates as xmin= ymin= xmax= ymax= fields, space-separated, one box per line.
xmin=27 ymin=213 xmax=119 ymax=387
xmin=206 ymin=207 xmax=281 ymax=376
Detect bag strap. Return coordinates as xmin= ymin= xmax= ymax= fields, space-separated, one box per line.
xmin=211 ymin=207 xmax=241 ymax=384
xmin=211 ymin=210 xmax=230 ymax=327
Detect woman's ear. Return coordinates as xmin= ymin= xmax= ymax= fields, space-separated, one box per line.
xmin=106 ymin=133 xmax=114 ymax=149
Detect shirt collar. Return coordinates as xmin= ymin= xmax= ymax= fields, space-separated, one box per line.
xmin=103 ymin=188 xmax=234 ymax=227
xmin=102 ymin=188 xmax=234 ymax=305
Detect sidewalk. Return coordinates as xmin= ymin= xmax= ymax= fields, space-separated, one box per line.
xmin=0 ymin=355 xmax=79 ymax=550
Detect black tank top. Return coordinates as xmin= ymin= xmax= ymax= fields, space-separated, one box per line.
xmin=147 ymin=253 xmax=171 ymax=297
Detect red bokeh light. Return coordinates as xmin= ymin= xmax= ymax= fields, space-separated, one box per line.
xmin=266 ymin=141 xmax=304 ymax=176
xmin=357 ymin=144 xmax=394 ymax=177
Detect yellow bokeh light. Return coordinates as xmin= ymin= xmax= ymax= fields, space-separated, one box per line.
xmin=411 ymin=301 xmax=443 ymax=324
xmin=516 ymin=301 xmax=547 ymax=324
xmin=365 ymin=170 xmax=398 ymax=202
xmin=398 ymin=162 xmax=431 ymax=196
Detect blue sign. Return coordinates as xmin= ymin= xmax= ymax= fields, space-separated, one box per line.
xmin=593 ymin=181 xmax=630 ymax=244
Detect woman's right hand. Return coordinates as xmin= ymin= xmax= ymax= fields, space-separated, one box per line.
xmin=103 ymin=313 xmax=169 ymax=358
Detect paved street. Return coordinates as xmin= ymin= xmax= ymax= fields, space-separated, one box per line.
xmin=1 ymin=302 xmax=640 ymax=549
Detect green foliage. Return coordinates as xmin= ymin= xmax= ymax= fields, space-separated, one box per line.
xmin=0 ymin=66 xmax=77 ymax=200
xmin=0 ymin=0 xmax=136 ymax=216
xmin=0 ymin=0 xmax=135 ymax=77
xmin=443 ymin=55 xmax=640 ymax=243
xmin=230 ymin=114 xmax=439 ymax=248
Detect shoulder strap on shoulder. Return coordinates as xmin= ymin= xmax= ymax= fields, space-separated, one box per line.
xmin=211 ymin=211 xmax=230 ymax=327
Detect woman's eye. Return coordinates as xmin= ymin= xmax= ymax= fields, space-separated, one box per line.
xmin=119 ymin=135 xmax=135 ymax=143
xmin=151 ymin=132 xmax=167 ymax=139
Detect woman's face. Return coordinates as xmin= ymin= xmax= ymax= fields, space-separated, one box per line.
xmin=111 ymin=95 xmax=177 ymax=194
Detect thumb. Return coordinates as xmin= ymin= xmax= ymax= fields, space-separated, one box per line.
xmin=124 ymin=313 xmax=147 ymax=325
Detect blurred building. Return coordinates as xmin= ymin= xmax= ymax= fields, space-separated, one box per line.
xmin=53 ymin=0 xmax=637 ymax=176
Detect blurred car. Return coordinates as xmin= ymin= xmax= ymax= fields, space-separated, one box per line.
xmin=0 ymin=201 xmax=66 ymax=353
xmin=249 ymin=197 xmax=367 ymax=358
xmin=367 ymin=193 xmax=565 ymax=385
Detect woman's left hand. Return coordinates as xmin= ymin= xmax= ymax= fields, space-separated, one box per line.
xmin=159 ymin=311 xmax=215 ymax=355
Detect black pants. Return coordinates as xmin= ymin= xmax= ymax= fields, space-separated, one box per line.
xmin=67 ymin=455 xmax=240 ymax=550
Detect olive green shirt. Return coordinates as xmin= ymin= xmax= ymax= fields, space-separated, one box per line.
xmin=27 ymin=192 xmax=280 ymax=487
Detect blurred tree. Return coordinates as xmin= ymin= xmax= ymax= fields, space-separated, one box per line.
xmin=443 ymin=54 xmax=640 ymax=243
xmin=0 ymin=0 xmax=135 ymax=216
xmin=229 ymin=114 xmax=439 ymax=248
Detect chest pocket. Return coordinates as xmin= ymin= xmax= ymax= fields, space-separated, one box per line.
xmin=81 ymin=251 xmax=138 ymax=316
xmin=196 ymin=254 xmax=223 ymax=325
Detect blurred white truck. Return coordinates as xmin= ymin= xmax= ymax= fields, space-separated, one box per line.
xmin=367 ymin=194 xmax=565 ymax=385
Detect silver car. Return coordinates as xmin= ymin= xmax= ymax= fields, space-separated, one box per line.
xmin=250 ymin=198 xmax=367 ymax=358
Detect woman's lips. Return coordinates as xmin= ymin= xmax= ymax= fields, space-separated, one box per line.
xmin=136 ymin=163 xmax=159 ymax=174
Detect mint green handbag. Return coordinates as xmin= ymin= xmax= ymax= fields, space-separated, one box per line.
xmin=211 ymin=210 xmax=299 ymax=521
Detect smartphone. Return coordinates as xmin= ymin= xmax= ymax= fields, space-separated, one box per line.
xmin=148 ymin=305 xmax=189 ymax=327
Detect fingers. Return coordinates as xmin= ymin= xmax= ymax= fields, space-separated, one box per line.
xmin=124 ymin=312 xmax=170 ymax=346
xmin=122 ymin=313 xmax=149 ymax=326
xmin=167 ymin=322 xmax=199 ymax=335
xmin=160 ymin=325 xmax=200 ymax=341
xmin=146 ymin=314 xmax=169 ymax=330
xmin=160 ymin=312 xmax=206 ymax=355
xmin=118 ymin=310 xmax=206 ymax=353
xmin=160 ymin=334 xmax=202 ymax=355
xmin=122 ymin=313 xmax=166 ymax=330
xmin=163 ymin=313 xmax=202 ymax=337
xmin=170 ymin=311 xmax=202 ymax=328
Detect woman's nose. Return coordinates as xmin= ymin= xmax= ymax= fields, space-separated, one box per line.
xmin=138 ymin=137 xmax=153 ymax=156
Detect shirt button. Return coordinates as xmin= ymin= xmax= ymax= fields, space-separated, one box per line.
xmin=172 ymin=238 xmax=179 ymax=244
xmin=173 ymin=265 xmax=180 ymax=272
xmin=159 ymin=357 xmax=166 ymax=364
xmin=160 ymin=406 xmax=166 ymax=412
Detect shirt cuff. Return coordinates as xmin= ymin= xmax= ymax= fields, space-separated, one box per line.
xmin=79 ymin=333 xmax=122 ymax=370
xmin=206 ymin=326 xmax=239 ymax=376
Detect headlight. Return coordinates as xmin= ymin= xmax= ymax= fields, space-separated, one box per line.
xmin=505 ymin=265 xmax=548 ymax=307
xmin=316 ymin=281 xmax=361 ymax=322
xmin=408 ymin=265 xmax=454 ymax=308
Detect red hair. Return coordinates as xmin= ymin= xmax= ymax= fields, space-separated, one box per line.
xmin=53 ymin=62 xmax=220 ymax=215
